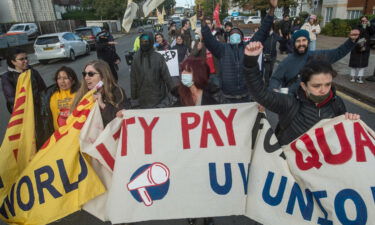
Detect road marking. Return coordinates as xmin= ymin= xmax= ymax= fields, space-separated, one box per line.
xmin=336 ymin=91 xmax=375 ymax=113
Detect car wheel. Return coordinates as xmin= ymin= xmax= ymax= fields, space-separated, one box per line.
xmin=39 ymin=60 xmax=49 ymax=65
xmin=69 ymin=50 xmax=75 ymax=61
xmin=85 ymin=45 xmax=90 ymax=55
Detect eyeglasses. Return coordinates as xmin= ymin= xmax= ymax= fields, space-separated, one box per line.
xmin=82 ymin=71 xmax=99 ymax=77
xmin=16 ymin=57 xmax=28 ymax=61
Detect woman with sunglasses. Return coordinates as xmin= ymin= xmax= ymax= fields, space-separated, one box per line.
xmin=42 ymin=66 xmax=80 ymax=136
xmin=1 ymin=48 xmax=47 ymax=149
xmin=71 ymin=60 xmax=131 ymax=126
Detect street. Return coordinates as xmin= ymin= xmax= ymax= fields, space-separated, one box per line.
xmin=0 ymin=29 xmax=375 ymax=225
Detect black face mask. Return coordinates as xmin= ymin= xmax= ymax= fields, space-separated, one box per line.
xmin=140 ymin=42 xmax=152 ymax=52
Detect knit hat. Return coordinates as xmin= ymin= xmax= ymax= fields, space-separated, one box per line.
xmin=309 ymin=15 xmax=317 ymax=20
xmin=292 ymin=29 xmax=310 ymax=43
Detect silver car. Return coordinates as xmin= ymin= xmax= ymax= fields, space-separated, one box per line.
xmin=34 ymin=32 xmax=90 ymax=64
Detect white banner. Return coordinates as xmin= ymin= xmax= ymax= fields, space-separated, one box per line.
xmin=157 ymin=50 xmax=179 ymax=77
xmin=143 ymin=0 xmax=165 ymax=17
xmin=82 ymin=104 xmax=375 ymax=224
xmin=122 ymin=1 xmax=139 ymax=33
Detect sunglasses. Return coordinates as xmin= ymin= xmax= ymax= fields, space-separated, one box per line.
xmin=82 ymin=71 xmax=99 ymax=77
xmin=16 ymin=57 xmax=28 ymax=61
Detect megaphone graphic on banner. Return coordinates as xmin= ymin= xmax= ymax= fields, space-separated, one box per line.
xmin=127 ymin=162 xmax=170 ymax=206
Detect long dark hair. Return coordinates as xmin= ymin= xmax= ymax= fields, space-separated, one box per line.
xmin=178 ymin=57 xmax=209 ymax=106
xmin=300 ymin=60 xmax=337 ymax=84
xmin=54 ymin=66 xmax=80 ymax=94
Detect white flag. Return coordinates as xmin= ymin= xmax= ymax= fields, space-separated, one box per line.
xmin=122 ymin=1 xmax=139 ymax=33
xmin=143 ymin=0 xmax=165 ymax=17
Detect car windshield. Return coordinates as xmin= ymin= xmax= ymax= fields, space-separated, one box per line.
xmin=10 ymin=25 xmax=25 ymax=31
xmin=36 ymin=36 xmax=60 ymax=45
xmin=75 ymin=29 xmax=92 ymax=36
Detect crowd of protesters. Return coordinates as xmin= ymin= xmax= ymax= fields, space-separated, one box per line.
xmin=1 ymin=1 xmax=373 ymax=223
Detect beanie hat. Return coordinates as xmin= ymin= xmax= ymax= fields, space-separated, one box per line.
xmin=292 ymin=29 xmax=310 ymax=43
xmin=309 ymin=15 xmax=317 ymax=20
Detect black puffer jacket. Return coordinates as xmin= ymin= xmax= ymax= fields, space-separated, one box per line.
xmin=243 ymin=56 xmax=346 ymax=145
xmin=130 ymin=32 xmax=175 ymax=108
xmin=349 ymin=24 xmax=375 ymax=68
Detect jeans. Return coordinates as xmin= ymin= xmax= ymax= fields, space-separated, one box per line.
xmin=309 ymin=40 xmax=317 ymax=51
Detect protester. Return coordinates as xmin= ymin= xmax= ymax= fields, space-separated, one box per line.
xmin=71 ymin=60 xmax=130 ymax=126
xmin=268 ymin=29 xmax=359 ymax=94
xmin=243 ymin=41 xmax=360 ymax=145
xmin=42 ymin=66 xmax=80 ymax=135
xmin=130 ymin=32 xmax=176 ymax=108
xmin=179 ymin=19 xmax=193 ymax=50
xmin=96 ymin=23 xmax=121 ymax=81
xmin=172 ymin=35 xmax=189 ymax=64
xmin=348 ymin=16 xmax=375 ymax=83
xmin=1 ymin=48 xmax=47 ymax=149
xmin=168 ymin=22 xmax=178 ymax=47
xmin=262 ymin=24 xmax=282 ymax=86
xmin=224 ymin=21 xmax=233 ymax=43
xmin=291 ymin=17 xmax=302 ymax=33
xmin=278 ymin=14 xmax=292 ymax=54
xmin=301 ymin=14 xmax=321 ymax=51
xmin=200 ymin=0 xmax=278 ymax=103
xmin=191 ymin=31 xmax=220 ymax=87
xmin=154 ymin=33 xmax=170 ymax=51
xmin=365 ymin=17 xmax=375 ymax=82
xmin=133 ymin=27 xmax=144 ymax=52
xmin=175 ymin=57 xmax=223 ymax=225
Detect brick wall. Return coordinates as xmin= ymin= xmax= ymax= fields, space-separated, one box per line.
xmin=347 ymin=0 xmax=375 ymax=14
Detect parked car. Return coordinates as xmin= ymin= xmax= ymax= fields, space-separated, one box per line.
xmin=245 ymin=16 xmax=261 ymax=24
xmin=7 ymin=23 xmax=39 ymax=39
xmin=233 ymin=16 xmax=249 ymax=24
xmin=34 ymin=32 xmax=90 ymax=64
xmin=74 ymin=26 xmax=102 ymax=50
xmin=223 ymin=16 xmax=233 ymax=24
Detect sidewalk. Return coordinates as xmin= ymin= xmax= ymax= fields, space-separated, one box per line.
xmin=277 ymin=35 xmax=375 ymax=106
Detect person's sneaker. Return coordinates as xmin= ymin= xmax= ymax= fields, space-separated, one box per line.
xmin=350 ymin=76 xmax=356 ymax=82
xmin=357 ymin=77 xmax=364 ymax=84
xmin=187 ymin=218 xmax=197 ymax=225
xmin=365 ymin=76 xmax=375 ymax=82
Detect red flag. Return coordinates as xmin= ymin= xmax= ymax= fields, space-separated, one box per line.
xmin=213 ymin=4 xmax=222 ymax=28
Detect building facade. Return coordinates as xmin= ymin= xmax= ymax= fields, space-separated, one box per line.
xmin=0 ymin=0 xmax=56 ymax=23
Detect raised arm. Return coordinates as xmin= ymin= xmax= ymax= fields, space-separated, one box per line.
xmin=201 ymin=22 xmax=225 ymax=58
xmin=243 ymin=42 xmax=295 ymax=114
xmin=314 ymin=29 xmax=359 ymax=63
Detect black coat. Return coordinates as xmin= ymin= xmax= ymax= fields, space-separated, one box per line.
xmin=100 ymin=86 xmax=131 ymax=127
xmin=349 ymin=24 xmax=375 ymax=68
xmin=243 ymin=55 xmax=346 ymax=145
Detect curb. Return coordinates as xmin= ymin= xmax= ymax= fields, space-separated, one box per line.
xmin=333 ymin=81 xmax=375 ymax=106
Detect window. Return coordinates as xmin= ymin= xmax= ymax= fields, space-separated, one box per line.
xmin=290 ymin=7 xmax=297 ymax=17
xmin=347 ymin=10 xmax=362 ymax=19
xmin=325 ymin=7 xmax=333 ymax=23
xmin=63 ymin=33 xmax=75 ymax=41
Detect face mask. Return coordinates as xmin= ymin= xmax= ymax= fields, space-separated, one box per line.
xmin=362 ymin=23 xmax=367 ymax=29
xmin=195 ymin=34 xmax=200 ymax=41
xmin=140 ymin=42 xmax=152 ymax=52
xmin=181 ymin=73 xmax=194 ymax=87
xmin=230 ymin=33 xmax=241 ymax=44
xmin=307 ymin=91 xmax=330 ymax=104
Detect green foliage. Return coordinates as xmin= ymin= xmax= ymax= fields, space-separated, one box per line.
xmin=322 ymin=15 xmax=375 ymax=37
xmin=159 ymin=0 xmax=176 ymax=16
xmin=62 ymin=9 xmax=100 ymax=20
xmin=93 ymin=0 xmax=127 ymax=19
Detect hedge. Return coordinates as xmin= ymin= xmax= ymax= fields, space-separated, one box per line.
xmin=322 ymin=14 xmax=375 ymax=37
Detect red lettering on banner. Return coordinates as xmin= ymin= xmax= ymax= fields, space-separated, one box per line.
xmin=72 ymin=99 xmax=91 ymax=130
xmin=54 ymin=130 xmax=68 ymax=142
xmin=139 ymin=117 xmax=159 ymax=154
xmin=96 ymin=143 xmax=115 ymax=170
xmin=200 ymin=111 xmax=224 ymax=148
xmin=181 ymin=112 xmax=201 ymax=149
xmin=316 ymin=123 xmax=352 ymax=165
xmin=121 ymin=117 xmax=136 ymax=156
xmin=113 ymin=127 xmax=121 ymax=140
xmin=12 ymin=109 xmax=24 ymax=117
xmin=13 ymin=149 xmax=18 ymax=160
xmin=290 ymin=134 xmax=322 ymax=171
xmin=354 ymin=122 xmax=375 ymax=162
xmin=215 ymin=109 xmax=237 ymax=146
xmin=8 ymin=134 xmax=21 ymax=141
xmin=7 ymin=119 xmax=23 ymax=128
xmin=12 ymin=96 xmax=26 ymax=115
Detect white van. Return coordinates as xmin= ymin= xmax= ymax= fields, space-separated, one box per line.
xmin=7 ymin=23 xmax=39 ymax=39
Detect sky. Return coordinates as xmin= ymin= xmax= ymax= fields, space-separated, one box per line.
xmin=175 ymin=0 xmax=194 ymax=8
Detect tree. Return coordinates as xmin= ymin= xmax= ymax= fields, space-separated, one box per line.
xmin=158 ymin=0 xmax=176 ymax=16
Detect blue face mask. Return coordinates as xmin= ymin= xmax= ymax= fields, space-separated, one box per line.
xmin=181 ymin=73 xmax=194 ymax=87
xmin=230 ymin=33 xmax=241 ymax=44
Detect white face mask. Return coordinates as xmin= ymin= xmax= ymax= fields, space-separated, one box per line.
xmin=181 ymin=73 xmax=194 ymax=87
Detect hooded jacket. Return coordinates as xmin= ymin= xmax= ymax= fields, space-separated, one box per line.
xmin=243 ymin=55 xmax=346 ymax=145
xmin=269 ymin=38 xmax=356 ymax=94
xmin=201 ymin=14 xmax=274 ymax=96
xmin=130 ymin=32 xmax=175 ymax=108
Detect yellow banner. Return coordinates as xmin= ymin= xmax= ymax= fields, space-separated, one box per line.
xmin=0 ymin=70 xmax=36 ymax=199
xmin=0 ymin=89 xmax=105 ymax=225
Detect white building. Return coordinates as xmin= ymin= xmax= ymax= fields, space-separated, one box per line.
xmin=0 ymin=0 xmax=56 ymax=23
